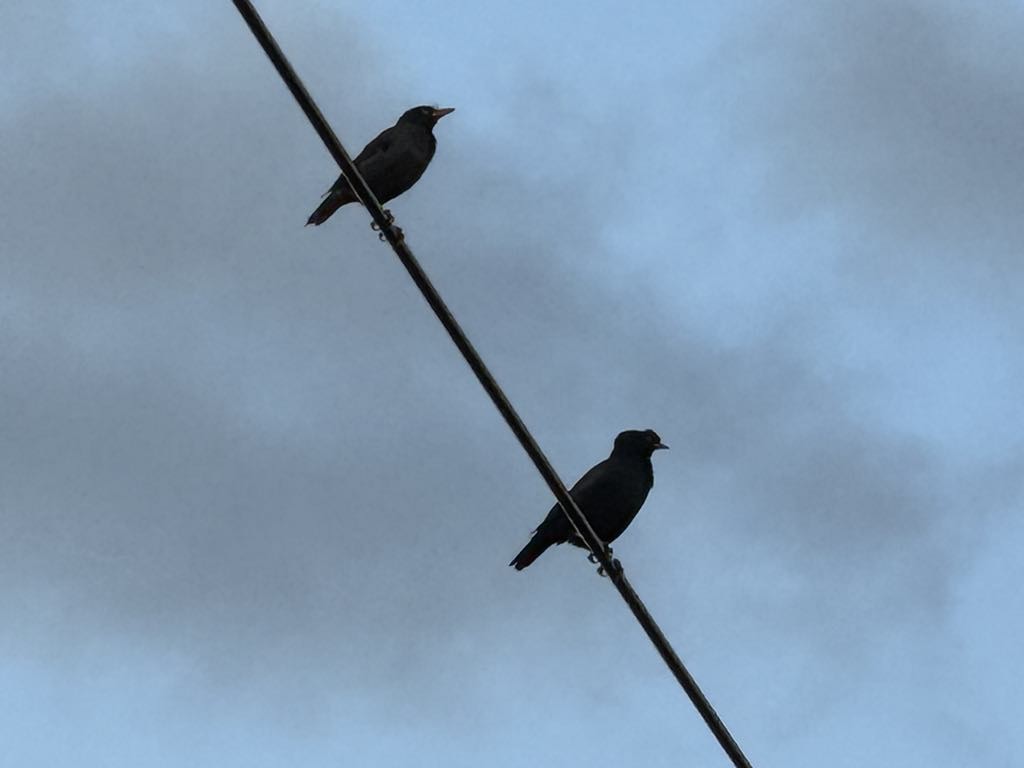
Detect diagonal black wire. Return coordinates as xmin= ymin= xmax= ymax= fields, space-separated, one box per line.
xmin=229 ymin=2 xmax=754 ymax=766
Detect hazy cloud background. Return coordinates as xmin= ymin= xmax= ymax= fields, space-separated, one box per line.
xmin=2 ymin=1 xmax=1021 ymax=765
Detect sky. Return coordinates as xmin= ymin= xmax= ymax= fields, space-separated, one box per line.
xmin=1 ymin=0 xmax=1022 ymax=765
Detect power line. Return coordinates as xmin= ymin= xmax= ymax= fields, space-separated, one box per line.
xmin=229 ymin=3 xmax=755 ymax=766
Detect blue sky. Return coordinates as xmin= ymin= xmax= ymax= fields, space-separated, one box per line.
xmin=2 ymin=1 xmax=1022 ymax=766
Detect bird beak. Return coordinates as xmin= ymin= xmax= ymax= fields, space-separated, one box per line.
xmin=653 ymin=442 xmax=670 ymax=451
xmin=431 ymin=107 xmax=455 ymax=121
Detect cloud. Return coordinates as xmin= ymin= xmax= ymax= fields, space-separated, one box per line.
xmin=1 ymin=1 xmax=1022 ymax=765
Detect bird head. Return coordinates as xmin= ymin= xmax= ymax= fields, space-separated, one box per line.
xmin=613 ymin=429 xmax=669 ymax=458
xmin=399 ymin=105 xmax=455 ymax=129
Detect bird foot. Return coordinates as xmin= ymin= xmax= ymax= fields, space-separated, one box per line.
xmin=370 ymin=210 xmax=402 ymax=242
xmin=587 ymin=545 xmax=614 ymax=564
xmin=370 ymin=209 xmax=395 ymax=231
xmin=587 ymin=546 xmax=620 ymax=577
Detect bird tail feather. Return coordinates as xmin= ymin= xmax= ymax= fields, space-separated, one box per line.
xmin=305 ymin=191 xmax=351 ymax=226
xmin=509 ymin=533 xmax=553 ymax=571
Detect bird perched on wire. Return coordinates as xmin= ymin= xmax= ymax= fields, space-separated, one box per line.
xmin=306 ymin=105 xmax=455 ymax=227
xmin=509 ymin=429 xmax=668 ymax=571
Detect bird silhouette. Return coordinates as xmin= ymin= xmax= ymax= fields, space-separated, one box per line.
xmin=509 ymin=429 xmax=668 ymax=570
xmin=306 ymin=105 xmax=454 ymax=226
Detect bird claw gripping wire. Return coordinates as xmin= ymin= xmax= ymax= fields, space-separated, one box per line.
xmin=588 ymin=547 xmax=622 ymax=578
xmin=371 ymin=209 xmax=401 ymax=241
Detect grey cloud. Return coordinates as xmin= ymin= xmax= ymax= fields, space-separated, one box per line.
xmin=705 ymin=2 xmax=1024 ymax=284
xmin=2 ymin=1 xmax=1022 ymax=765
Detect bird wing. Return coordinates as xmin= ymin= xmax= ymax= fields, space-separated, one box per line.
xmin=353 ymin=126 xmax=394 ymax=168
xmin=320 ymin=126 xmax=395 ymax=198
xmin=567 ymin=460 xmax=614 ymax=507
xmin=532 ymin=459 xmax=614 ymax=535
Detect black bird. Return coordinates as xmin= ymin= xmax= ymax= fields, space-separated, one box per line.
xmin=509 ymin=429 xmax=668 ymax=571
xmin=306 ymin=105 xmax=454 ymax=226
